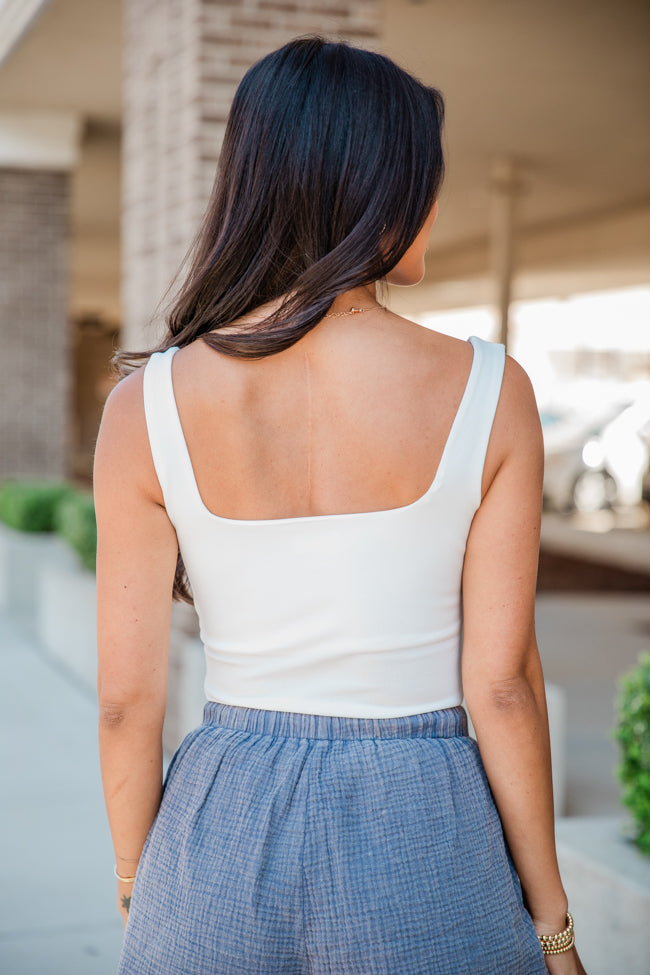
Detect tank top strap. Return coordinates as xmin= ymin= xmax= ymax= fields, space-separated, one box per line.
xmin=440 ymin=335 xmax=505 ymax=508
xmin=142 ymin=345 xmax=194 ymax=521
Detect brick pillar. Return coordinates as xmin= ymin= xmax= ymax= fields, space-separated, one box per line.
xmin=0 ymin=167 xmax=71 ymax=479
xmin=122 ymin=0 xmax=382 ymax=351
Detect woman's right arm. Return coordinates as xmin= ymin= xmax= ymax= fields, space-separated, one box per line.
xmin=94 ymin=371 xmax=179 ymax=926
xmin=461 ymin=356 xmax=587 ymax=975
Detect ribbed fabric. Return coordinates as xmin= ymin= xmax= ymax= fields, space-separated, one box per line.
xmin=142 ymin=335 xmax=506 ymax=717
xmin=118 ymin=703 xmax=547 ymax=975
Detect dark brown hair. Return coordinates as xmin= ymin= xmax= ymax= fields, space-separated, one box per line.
xmin=117 ymin=35 xmax=445 ymax=599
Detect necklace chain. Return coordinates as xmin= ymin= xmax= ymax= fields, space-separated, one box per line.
xmin=324 ymin=306 xmax=373 ymax=319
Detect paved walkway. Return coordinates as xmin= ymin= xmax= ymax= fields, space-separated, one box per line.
xmin=0 ymin=614 xmax=123 ymax=975
xmin=536 ymin=591 xmax=649 ymax=815
xmin=1 ymin=586 xmax=649 ymax=974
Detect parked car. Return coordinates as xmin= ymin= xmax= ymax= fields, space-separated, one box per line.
xmin=541 ymin=397 xmax=650 ymax=513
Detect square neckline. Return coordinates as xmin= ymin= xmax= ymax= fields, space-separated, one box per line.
xmin=161 ymin=336 xmax=482 ymax=527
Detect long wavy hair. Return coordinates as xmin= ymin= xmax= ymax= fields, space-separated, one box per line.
xmin=117 ymin=35 xmax=445 ymax=599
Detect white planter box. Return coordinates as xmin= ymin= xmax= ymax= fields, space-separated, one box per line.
xmin=546 ymin=681 xmax=567 ymax=816
xmin=556 ymin=816 xmax=650 ymax=975
xmin=37 ymin=559 xmax=97 ymax=692
xmin=0 ymin=523 xmax=76 ymax=631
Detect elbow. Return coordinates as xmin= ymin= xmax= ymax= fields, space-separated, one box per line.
xmin=487 ymin=676 xmax=536 ymax=713
xmin=97 ymin=669 xmax=167 ymax=730
xmin=98 ymin=698 xmax=166 ymax=733
xmin=465 ymin=674 xmax=537 ymax=718
xmin=98 ymin=701 xmax=132 ymax=730
xmin=97 ymin=684 xmax=167 ymax=731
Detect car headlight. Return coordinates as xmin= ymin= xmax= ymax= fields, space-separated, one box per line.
xmin=582 ymin=439 xmax=605 ymax=469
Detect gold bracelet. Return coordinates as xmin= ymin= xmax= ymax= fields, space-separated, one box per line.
xmin=114 ymin=864 xmax=138 ymax=883
xmin=537 ymin=912 xmax=575 ymax=955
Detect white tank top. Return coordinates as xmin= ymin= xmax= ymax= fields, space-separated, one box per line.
xmin=143 ymin=334 xmax=505 ymax=718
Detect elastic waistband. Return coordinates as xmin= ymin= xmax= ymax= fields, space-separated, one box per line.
xmin=201 ymin=702 xmax=468 ymax=740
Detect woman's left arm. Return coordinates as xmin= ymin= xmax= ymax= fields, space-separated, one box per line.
xmin=93 ymin=369 xmax=179 ymax=926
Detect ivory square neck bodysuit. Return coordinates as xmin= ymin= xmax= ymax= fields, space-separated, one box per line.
xmin=142 ymin=334 xmax=506 ymax=718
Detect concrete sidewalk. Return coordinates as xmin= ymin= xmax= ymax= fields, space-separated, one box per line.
xmin=1 ymin=588 xmax=649 ymax=974
xmin=0 ymin=614 xmax=123 ymax=975
xmin=536 ymin=591 xmax=650 ymax=816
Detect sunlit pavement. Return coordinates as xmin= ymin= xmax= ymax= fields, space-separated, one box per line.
xmin=539 ymin=510 xmax=650 ymax=814
xmin=536 ymin=592 xmax=650 ymax=815
xmin=0 ymin=613 xmax=123 ymax=975
xmin=1 ymin=571 xmax=649 ymax=972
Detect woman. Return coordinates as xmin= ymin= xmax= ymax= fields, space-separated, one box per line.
xmin=95 ymin=36 xmax=587 ymax=975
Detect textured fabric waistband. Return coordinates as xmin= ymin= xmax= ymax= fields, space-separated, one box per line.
xmin=201 ymin=702 xmax=468 ymax=740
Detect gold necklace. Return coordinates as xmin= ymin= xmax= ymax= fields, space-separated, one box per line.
xmin=324 ymin=306 xmax=373 ymax=319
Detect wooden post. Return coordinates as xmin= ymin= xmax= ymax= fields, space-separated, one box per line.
xmin=490 ymin=156 xmax=525 ymax=351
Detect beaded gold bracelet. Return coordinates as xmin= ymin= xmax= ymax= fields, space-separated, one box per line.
xmin=537 ymin=912 xmax=575 ymax=955
xmin=114 ymin=864 xmax=138 ymax=883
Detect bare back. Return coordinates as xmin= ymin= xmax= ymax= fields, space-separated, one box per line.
xmin=164 ymin=311 xmax=501 ymax=522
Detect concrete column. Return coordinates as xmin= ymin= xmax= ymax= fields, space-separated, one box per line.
xmin=489 ymin=156 xmax=526 ymax=351
xmin=0 ymin=111 xmax=80 ymax=479
xmin=122 ymin=0 xmax=382 ymax=352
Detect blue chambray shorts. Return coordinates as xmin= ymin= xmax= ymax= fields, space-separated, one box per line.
xmin=117 ymin=703 xmax=547 ymax=974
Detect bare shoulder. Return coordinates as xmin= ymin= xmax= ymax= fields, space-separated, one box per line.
xmin=482 ymin=351 xmax=543 ymax=493
xmin=392 ymin=315 xmax=469 ymax=356
xmin=385 ymin=315 xmax=475 ymax=374
xmin=496 ymin=353 xmax=543 ymax=444
xmin=97 ymin=367 xmax=147 ymax=451
xmin=419 ymin=331 xmax=542 ymax=447
xmin=102 ymin=366 xmax=145 ymax=419
xmin=94 ymin=366 xmax=162 ymax=505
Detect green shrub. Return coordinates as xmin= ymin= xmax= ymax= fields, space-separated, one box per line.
xmin=54 ymin=491 xmax=97 ymax=573
xmin=615 ymin=653 xmax=650 ymax=855
xmin=0 ymin=480 xmax=73 ymax=532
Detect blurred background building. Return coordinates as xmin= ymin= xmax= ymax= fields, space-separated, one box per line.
xmin=0 ymin=0 xmax=648 ymax=499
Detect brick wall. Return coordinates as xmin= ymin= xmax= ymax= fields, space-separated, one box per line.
xmin=121 ymin=0 xmax=382 ymax=350
xmin=0 ymin=168 xmax=70 ymax=478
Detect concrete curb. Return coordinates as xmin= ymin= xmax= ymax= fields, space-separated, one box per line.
xmin=556 ymin=816 xmax=650 ymax=975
